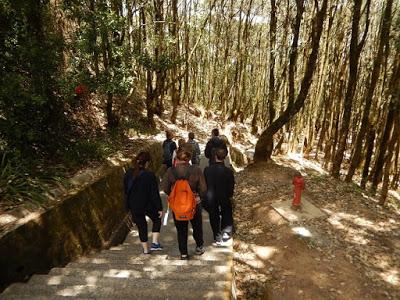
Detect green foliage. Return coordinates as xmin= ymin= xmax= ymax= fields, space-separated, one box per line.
xmin=61 ymin=138 xmax=115 ymax=168
xmin=0 ymin=153 xmax=48 ymax=204
xmin=62 ymin=0 xmax=134 ymax=100
xmin=0 ymin=0 xmax=67 ymax=155
xmin=134 ymin=50 xmax=182 ymax=72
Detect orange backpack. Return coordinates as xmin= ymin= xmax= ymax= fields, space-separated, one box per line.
xmin=168 ymin=168 xmax=196 ymax=221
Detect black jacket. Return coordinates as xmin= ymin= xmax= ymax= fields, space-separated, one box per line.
xmin=124 ymin=168 xmax=163 ymax=214
xmin=204 ymin=162 xmax=234 ymax=205
xmin=204 ymin=137 xmax=228 ymax=164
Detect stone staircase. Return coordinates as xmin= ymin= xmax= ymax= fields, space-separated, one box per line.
xmin=0 ymin=206 xmax=234 ymax=300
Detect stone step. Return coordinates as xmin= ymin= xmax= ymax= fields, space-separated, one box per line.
xmin=48 ymin=264 xmax=231 ymax=279
xmin=69 ymin=256 xmax=225 ymax=268
xmin=50 ymin=262 xmax=230 ymax=275
xmin=2 ymin=279 xmax=230 ymax=299
xmin=78 ymin=250 xmax=230 ymax=264
xmin=122 ymin=228 xmax=216 ymax=245
xmin=28 ymin=273 xmax=229 ymax=288
xmin=107 ymin=244 xmax=232 ymax=254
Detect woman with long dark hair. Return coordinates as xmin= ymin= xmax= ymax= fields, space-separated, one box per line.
xmin=124 ymin=151 xmax=163 ymax=254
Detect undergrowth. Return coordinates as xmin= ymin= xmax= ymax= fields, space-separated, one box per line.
xmin=0 ymin=153 xmax=49 ymax=206
xmin=0 ymin=133 xmax=125 ymax=208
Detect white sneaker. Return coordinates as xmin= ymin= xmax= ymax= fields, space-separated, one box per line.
xmin=222 ymin=232 xmax=231 ymax=241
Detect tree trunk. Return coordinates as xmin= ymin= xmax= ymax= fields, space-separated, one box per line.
xmin=391 ymin=141 xmax=400 ymax=189
xmin=251 ymin=102 xmax=259 ymax=134
xmin=89 ymin=0 xmax=99 ymax=77
xmin=380 ymin=116 xmax=400 ymax=205
xmin=360 ymin=127 xmax=376 ymax=189
xmin=153 ymin=0 xmax=165 ymax=117
xmin=370 ymin=52 xmax=400 ymax=193
xmin=254 ymin=0 xmax=328 ymax=162
xmin=346 ymin=0 xmax=393 ymax=182
xmin=140 ymin=7 xmax=156 ymax=127
xmin=331 ymin=0 xmax=371 ymax=178
xmin=170 ymin=0 xmax=180 ymax=124
xmin=268 ymin=0 xmax=277 ymax=125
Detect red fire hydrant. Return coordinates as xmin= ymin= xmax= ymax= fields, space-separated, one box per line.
xmin=292 ymin=173 xmax=305 ymax=209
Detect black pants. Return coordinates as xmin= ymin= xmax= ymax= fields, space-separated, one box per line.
xmin=164 ymin=159 xmax=173 ymax=168
xmin=173 ymin=205 xmax=203 ymax=255
xmin=220 ymin=199 xmax=233 ymax=234
xmin=206 ymin=202 xmax=221 ymax=241
xmin=131 ymin=211 xmax=161 ymax=243
xmin=206 ymin=198 xmax=233 ymax=240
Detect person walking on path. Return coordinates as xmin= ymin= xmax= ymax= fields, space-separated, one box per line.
xmin=219 ymin=134 xmax=233 ymax=169
xmin=187 ymin=132 xmax=201 ymax=165
xmin=124 ymin=151 xmax=163 ymax=254
xmin=162 ymin=131 xmax=177 ymax=168
xmin=204 ymin=148 xmax=235 ymax=243
xmin=172 ymin=138 xmax=188 ymax=167
xmin=162 ymin=148 xmax=207 ymax=260
xmin=204 ymin=128 xmax=228 ymax=166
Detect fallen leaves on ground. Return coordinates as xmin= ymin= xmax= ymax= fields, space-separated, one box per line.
xmin=233 ymin=159 xmax=400 ymax=300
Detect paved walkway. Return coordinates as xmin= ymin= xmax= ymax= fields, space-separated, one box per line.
xmin=1 ymin=156 xmax=234 ymax=299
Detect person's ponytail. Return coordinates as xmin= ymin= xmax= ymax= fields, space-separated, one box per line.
xmin=132 ymin=151 xmax=151 ymax=177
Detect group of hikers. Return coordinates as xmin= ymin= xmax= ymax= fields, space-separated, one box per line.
xmin=124 ymin=128 xmax=235 ymax=260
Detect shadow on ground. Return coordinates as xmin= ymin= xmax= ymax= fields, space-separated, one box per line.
xmin=233 ymin=159 xmax=400 ymax=300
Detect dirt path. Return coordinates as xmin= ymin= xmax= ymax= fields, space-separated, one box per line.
xmin=233 ymin=157 xmax=400 ymax=300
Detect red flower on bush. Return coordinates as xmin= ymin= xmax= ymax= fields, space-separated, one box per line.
xmin=75 ymin=84 xmax=88 ymax=96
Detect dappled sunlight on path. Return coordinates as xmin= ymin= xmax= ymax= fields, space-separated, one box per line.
xmin=233 ymin=157 xmax=400 ymax=300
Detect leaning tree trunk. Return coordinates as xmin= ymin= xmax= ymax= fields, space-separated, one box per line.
xmin=254 ymin=0 xmax=328 ymax=162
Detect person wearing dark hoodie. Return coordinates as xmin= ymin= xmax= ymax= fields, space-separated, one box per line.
xmin=204 ymin=148 xmax=235 ymax=243
xmin=162 ymin=148 xmax=207 ymax=260
xmin=204 ymin=128 xmax=228 ymax=166
xmin=187 ymin=132 xmax=201 ymax=165
xmin=162 ymin=131 xmax=177 ymax=168
xmin=124 ymin=151 xmax=163 ymax=254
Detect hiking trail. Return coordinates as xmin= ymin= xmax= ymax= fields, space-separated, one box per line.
xmin=1 ymin=154 xmax=234 ymax=300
